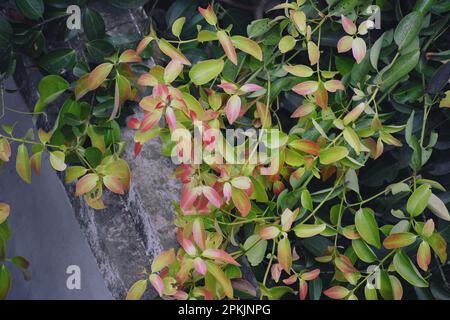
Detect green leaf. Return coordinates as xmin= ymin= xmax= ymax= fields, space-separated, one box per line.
xmin=355 ymin=208 xmax=381 ymax=248
xmin=406 ymin=184 xmax=431 ymax=217
xmin=49 ymin=151 xmax=67 ymax=172
xmin=379 ymin=50 xmax=420 ymax=91
xmin=427 ymin=193 xmax=450 ymax=221
xmin=243 ymin=235 xmax=267 ymax=266
xmin=15 ymin=0 xmax=44 ymax=20
xmin=379 ymin=270 xmax=394 ymax=300
xmin=34 ymin=75 xmax=69 ymax=112
xmin=65 ymin=166 xmax=88 ymax=184
xmin=394 ymin=12 xmax=423 ymax=50
xmin=0 ymin=265 xmax=11 ymax=300
xmin=370 ymin=33 xmax=385 ymax=70
xmin=343 ymin=127 xmax=361 ymax=154
xmin=16 ymin=144 xmax=31 ymax=184
xmin=260 ymin=284 xmax=295 ymax=300
xmin=319 ymin=146 xmax=348 ymax=165
xmin=126 ymin=279 xmax=147 ymax=300
xmin=393 ymin=250 xmax=428 ymax=287
xmin=86 ymin=40 xmax=114 ymax=63
xmin=278 ymin=35 xmax=296 ymax=53
xmin=352 ymin=239 xmax=377 ymax=263
xmin=189 ymin=59 xmax=224 ymax=85
xmin=301 ymin=189 xmax=313 ymax=211
xmin=247 ymin=18 xmax=274 ymax=38
xmin=293 ymin=224 xmax=326 ymax=238
xmin=38 ymin=48 xmax=76 ymax=75
xmin=249 ymin=177 xmax=269 ymax=203
xmin=171 ymin=17 xmax=186 ymax=38
xmin=205 ymin=261 xmax=233 ymax=298
xmin=409 ymin=136 xmax=422 ymax=172
xmin=82 ymin=8 xmax=106 ymax=41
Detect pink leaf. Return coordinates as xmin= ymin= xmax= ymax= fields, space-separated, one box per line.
xmin=193 ymin=218 xmax=206 ymax=250
xmin=149 ymin=274 xmax=164 ymax=297
xmin=278 ymin=237 xmax=292 ymax=273
xmin=283 ymin=274 xmax=298 ymax=285
xmin=291 ymin=103 xmax=315 ymax=118
xmin=324 ymin=286 xmax=349 ymax=300
xmin=337 ymin=35 xmax=353 ymax=53
xmin=75 ymin=174 xmax=99 ymax=196
xmin=260 ymin=226 xmax=281 ymax=240
xmin=217 ymin=30 xmax=238 ymax=65
xmin=140 ymin=109 xmax=163 ymax=133
xmin=223 ymin=182 xmax=232 ymax=204
xmin=343 ymin=102 xmax=365 ymax=125
xmin=240 ymin=83 xmax=263 ymax=93
xmin=231 ymin=188 xmax=251 ymax=216
xmin=180 ymin=237 xmax=197 ymax=256
xmin=127 ymin=117 xmax=141 ymax=130
xmin=301 ymin=268 xmax=321 ymax=281
xmin=292 ymin=81 xmax=319 ymax=96
xmin=299 ymin=279 xmax=308 ymax=300
xmin=153 ymin=84 xmax=170 ymax=101
xmin=194 ymin=257 xmax=207 ymax=275
xmin=230 ymin=176 xmax=252 ymax=190
xmin=202 ymin=248 xmax=241 ymax=266
xmin=218 ymin=80 xmax=238 ymax=94
xmin=352 ymin=37 xmax=367 ymax=64
xmin=226 ymin=95 xmax=242 ymax=124
xmin=271 ymin=263 xmax=282 ymax=283
xmin=281 ymin=208 xmax=298 ymax=231
xmin=324 ymin=80 xmax=345 ymax=93
xmin=180 ymin=185 xmax=199 ymax=211
xmin=198 ymin=5 xmax=217 ymax=26
xmin=341 ymin=15 xmax=356 ymax=35
xmin=165 ymin=107 xmax=177 ymax=131
xmin=202 ymin=186 xmax=223 ymax=208
xmin=103 ymin=175 xmax=125 ymax=195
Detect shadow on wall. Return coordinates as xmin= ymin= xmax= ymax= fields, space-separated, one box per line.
xmin=0 ymin=78 xmax=112 ymax=300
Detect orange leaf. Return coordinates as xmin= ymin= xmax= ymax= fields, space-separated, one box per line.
xmin=231 ymin=188 xmax=251 ymax=216
xmin=87 ymin=63 xmax=114 ymax=91
xmin=315 ymin=84 xmax=328 ymax=109
xmin=299 ymin=279 xmax=308 ymax=300
xmin=202 ymin=248 xmax=241 ymax=266
xmin=278 ymin=237 xmax=292 ymax=274
xmin=75 ymin=174 xmax=99 ymax=196
xmin=119 ymin=49 xmax=142 ymax=63
xmin=151 ymin=248 xmax=176 ymax=273
xmin=193 ymin=218 xmax=206 ymax=250
xmin=324 ymin=286 xmax=349 ymax=300
xmin=217 ymin=30 xmax=238 ymax=66
xmin=417 ymin=241 xmax=431 ymax=272
xmin=103 ymin=175 xmax=125 ymax=195
xmin=288 ymin=139 xmax=320 ymax=156
xmin=383 ymin=232 xmax=417 ymax=249
xmin=75 ymin=74 xmax=89 ymax=100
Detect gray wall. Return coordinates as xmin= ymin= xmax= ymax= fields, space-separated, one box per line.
xmin=1 ymin=78 xmax=112 ymax=299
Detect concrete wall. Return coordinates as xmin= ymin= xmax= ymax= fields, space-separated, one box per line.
xmin=1 ymin=78 xmax=112 ymax=299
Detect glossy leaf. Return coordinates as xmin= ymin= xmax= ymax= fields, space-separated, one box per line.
xmin=189 ymin=59 xmax=224 ymax=85
xmin=393 ymin=250 xmax=428 ymax=287
xmin=355 ymin=208 xmax=381 ymax=248
xmin=406 ymin=184 xmax=431 ymax=217
xmin=16 ymin=144 xmax=31 ymax=184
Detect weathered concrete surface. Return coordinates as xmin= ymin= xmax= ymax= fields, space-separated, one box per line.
xmin=1 ymin=78 xmax=112 ymax=299
xmin=11 ymin=1 xmax=182 ymax=299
